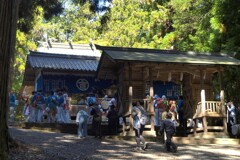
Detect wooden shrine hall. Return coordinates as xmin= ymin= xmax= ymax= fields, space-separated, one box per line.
xmin=95 ymin=45 xmax=240 ymax=135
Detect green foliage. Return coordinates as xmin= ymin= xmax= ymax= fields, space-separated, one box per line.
xmin=13 ymin=0 xmax=240 ymax=106
xmin=12 ymin=1 xmax=63 ymax=92
xmin=94 ymin=0 xmax=174 ymax=48
xmin=72 ymin=0 xmax=113 ymax=12
xmin=223 ymin=66 xmax=240 ymax=104
xmin=12 ymin=30 xmax=37 ymax=92
xmin=18 ymin=0 xmax=64 ymax=33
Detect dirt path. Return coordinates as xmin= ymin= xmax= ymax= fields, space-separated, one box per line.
xmin=9 ymin=127 xmax=240 ymax=160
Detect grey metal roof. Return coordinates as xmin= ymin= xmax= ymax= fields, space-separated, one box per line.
xmin=96 ymin=45 xmax=240 ymax=65
xmin=28 ymin=51 xmax=99 ymax=71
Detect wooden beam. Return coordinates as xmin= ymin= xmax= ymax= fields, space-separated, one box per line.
xmin=219 ymin=70 xmax=227 ymax=133
xmin=149 ymin=68 xmax=155 ymax=131
xmin=200 ymin=69 xmax=208 ymax=133
xmin=128 ymin=63 xmax=133 ymax=130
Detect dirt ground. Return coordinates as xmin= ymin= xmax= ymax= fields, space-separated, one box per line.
xmin=9 ymin=126 xmax=240 ymax=160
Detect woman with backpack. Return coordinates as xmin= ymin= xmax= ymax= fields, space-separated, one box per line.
xmin=131 ymin=100 xmax=148 ymax=152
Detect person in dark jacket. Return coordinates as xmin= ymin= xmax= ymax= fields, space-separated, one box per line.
xmin=177 ymin=96 xmax=184 ymax=127
xmin=107 ymin=105 xmax=118 ymax=135
xmin=161 ymin=112 xmax=178 ymax=152
xmin=90 ymin=102 xmax=102 ymax=139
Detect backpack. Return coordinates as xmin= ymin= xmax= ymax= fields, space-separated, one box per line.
xmin=139 ymin=107 xmax=150 ymax=125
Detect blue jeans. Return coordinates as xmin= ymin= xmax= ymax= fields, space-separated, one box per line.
xmin=154 ymin=108 xmax=163 ymax=126
xmin=166 ymin=133 xmax=177 ymax=151
xmin=78 ymin=116 xmax=88 ymax=137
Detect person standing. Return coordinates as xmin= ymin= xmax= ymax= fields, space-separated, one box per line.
xmin=46 ymin=91 xmax=58 ymax=123
xmin=63 ymin=88 xmax=70 ymax=123
xmin=131 ymin=101 xmax=148 ymax=152
xmin=177 ymin=96 xmax=184 ymax=127
xmin=156 ymin=97 xmax=166 ymax=135
xmin=161 ymin=112 xmax=177 ymax=152
xmin=153 ymin=94 xmax=160 ymax=127
xmin=9 ymin=91 xmax=16 ymax=122
xmin=56 ymin=90 xmax=65 ymax=123
xmin=28 ymin=91 xmax=37 ymax=122
xmin=90 ymin=101 xmax=102 ymax=139
xmin=169 ymin=100 xmax=177 ymax=127
xmin=107 ymin=105 xmax=119 ymax=135
xmin=76 ymin=109 xmax=89 ymax=138
xmin=227 ymin=102 xmax=237 ymax=125
xmin=22 ymin=94 xmax=30 ymax=122
xmin=33 ymin=91 xmax=45 ymax=123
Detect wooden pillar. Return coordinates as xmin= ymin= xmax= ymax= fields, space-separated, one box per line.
xmin=142 ymin=68 xmax=145 ymax=100
xmin=149 ymin=68 xmax=155 ymax=131
xmin=128 ymin=63 xmax=133 ymax=130
xmin=219 ymin=71 xmax=227 ymax=133
xmin=149 ymin=68 xmax=154 ymax=98
xmin=117 ymin=65 xmax=124 ymax=116
xmin=200 ymin=69 xmax=208 ymax=133
xmin=117 ymin=65 xmax=126 ymax=135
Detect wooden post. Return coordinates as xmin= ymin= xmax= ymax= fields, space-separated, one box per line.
xmin=128 ymin=63 xmax=133 ymax=131
xmin=149 ymin=68 xmax=154 ymax=98
xmin=117 ymin=65 xmax=124 ymax=116
xmin=219 ymin=71 xmax=227 ymax=133
xmin=142 ymin=67 xmax=145 ymax=100
xmin=200 ymin=69 xmax=208 ymax=133
xmin=149 ymin=68 xmax=155 ymax=131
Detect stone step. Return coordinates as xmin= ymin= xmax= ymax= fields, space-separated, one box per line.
xmin=187 ymin=132 xmax=230 ymax=138
xmin=21 ymin=122 xmax=240 ymax=145
xmin=173 ymin=137 xmax=240 ymax=145
xmin=107 ymin=135 xmax=240 ymax=145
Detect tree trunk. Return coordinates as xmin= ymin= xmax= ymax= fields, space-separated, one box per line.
xmin=0 ymin=0 xmax=20 ymax=159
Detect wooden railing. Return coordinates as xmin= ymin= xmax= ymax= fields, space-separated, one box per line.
xmin=194 ymin=101 xmax=223 ymax=118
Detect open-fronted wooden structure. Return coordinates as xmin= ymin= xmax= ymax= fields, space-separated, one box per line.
xmin=95 ymin=45 xmax=240 ymax=135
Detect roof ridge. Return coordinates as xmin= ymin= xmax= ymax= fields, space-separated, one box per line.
xmin=95 ymin=45 xmax=230 ymax=57
xmin=29 ymin=50 xmax=99 ymax=60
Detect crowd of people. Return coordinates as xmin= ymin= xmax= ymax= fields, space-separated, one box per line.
xmin=150 ymin=94 xmax=183 ymax=152
xmin=76 ymin=94 xmax=118 ymax=139
xmin=153 ymin=94 xmax=185 ymax=129
xmin=11 ymin=90 xmax=182 ymax=152
xmin=21 ymin=89 xmax=70 ymax=123
xmin=10 ymin=89 xmax=239 ymax=153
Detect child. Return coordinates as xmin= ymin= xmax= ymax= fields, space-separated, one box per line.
xmin=161 ymin=112 xmax=177 ymax=152
xmin=132 ymin=101 xmax=148 ymax=152
xmin=76 ymin=109 xmax=89 ymax=138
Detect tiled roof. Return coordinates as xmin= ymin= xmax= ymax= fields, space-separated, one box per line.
xmin=28 ymin=51 xmax=99 ymax=71
xmin=95 ymin=45 xmax=240 ymax=65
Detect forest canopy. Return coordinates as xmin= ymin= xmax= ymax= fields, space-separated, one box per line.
xmin=15 ymin=0 xmax=240 ymax=103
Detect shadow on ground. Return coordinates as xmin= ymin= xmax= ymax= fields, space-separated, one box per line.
xmin=9 ymin=127 xmax=240 ymax=160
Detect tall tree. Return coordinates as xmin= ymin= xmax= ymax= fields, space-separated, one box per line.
xmin=0 ymin=1 xmax=64 ymax=159
xmin=213 ymin=0 xmax=240 ymax=104
xmin=96 ymin=0 xmax=172 ymax=48
xmin=0 ymin=1 xmax=20 ymax=159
